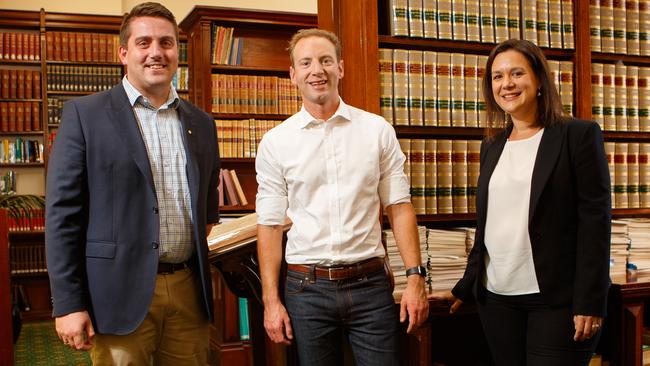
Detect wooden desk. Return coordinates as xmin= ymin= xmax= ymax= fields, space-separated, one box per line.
xmin=606 ymin=276 xmax=650 ymax=366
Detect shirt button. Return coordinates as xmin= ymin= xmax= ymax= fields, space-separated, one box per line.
xmin=152 ymin=241 xmax=159 ymax=249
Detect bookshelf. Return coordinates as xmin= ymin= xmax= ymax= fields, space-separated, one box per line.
xmin=179 ymin=6 xmax=316 ymax=365
xmin=317 ymin=0 xmax=650 ymax=364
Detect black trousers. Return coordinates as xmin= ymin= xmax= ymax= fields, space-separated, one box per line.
xmin=477 ymin=290 xmax=599 ymax=366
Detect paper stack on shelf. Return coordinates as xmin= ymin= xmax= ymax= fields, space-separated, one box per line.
xmin=426 ymin=228 xmax=468 ymax=291
xmin=610 ymin=220 xmax=630 ymax=278
xmin=621 ymin=218 xmax=650 ymax=277
xmin=385 ymin=226 xmax=428 ymax=296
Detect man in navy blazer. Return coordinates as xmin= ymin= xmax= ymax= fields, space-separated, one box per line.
xmin=45 ymin=3 xmax=219 ymax=365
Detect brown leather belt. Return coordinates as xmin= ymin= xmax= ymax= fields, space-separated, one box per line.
xmin=157 ymin=262 xmax=188 ymax=274
xmin=287 ymin=257 xmax=385 ymax=281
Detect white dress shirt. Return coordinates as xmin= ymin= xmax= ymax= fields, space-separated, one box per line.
xmin=255 ymin=99 xmax=411 ymax=265
xmin=483 ymin=128 xmax=544 ymax=295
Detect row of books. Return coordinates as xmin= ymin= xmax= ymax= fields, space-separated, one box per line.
xmin=607 ymin=142 xmax=650 ymax=209
xmin=0 ymin=102 xmax=41 ymax=133
xmin=218 ymin=168 xmax=248 ymax=207
xmin=179 ymin=42 xmax=188 ymax=63
xmin=0 ymin=32 xmax=40 ymax=61
xmin=215 ymin=119 xmax=281 ymax=158
xmin=0 ymin=138 xmax=43 ymax=164
xmin=386 ymin=226 xmax=474 ymax=296
xmin=591 ymin=63 xmax=650 ymax=132
xmin=45 ymin=31 xmax=120 ymax=63
xmin=171 ymin=66 xmax=189 ymax=91
xmin=0 ymin=69 xmax=41 ymax=99
xmin=10 ymin=242 xmax=46 ymax=275
xmin=47 ymin=97 xmax=70 ymax=125
xmin=387 ymin=0 xmax=575 ymax=49
xmin=45 ymin=64 xmax=122 ymax=93
xmin=380 ymin=48 xmax=573 ymax=127
xmin=589 ymin=0 xmax=650 ymax=56
xmin=211 ymin=74 xmax=301 ymax=115
xmin=401 ymin=138 xmax=481 ymax=215
xmin=210 ymin=25 xmax=243 ymax=65
xmin=7 ymin=208 xmax=45 ymax=233
xmin=0 ymin=171 xmax=15 ymax=195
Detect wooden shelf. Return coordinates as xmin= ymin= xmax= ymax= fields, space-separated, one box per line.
xmin=394 ymin=126 xmax=485 ymax=139
xmin=0 ymin=60 xmax=41 ymax=66
xmin=46 ymin=90 xmax=102 ymax=96
xmin=0 ymin=163 xmax=44 ymax=167
xmin=603 ymin=131 xmax=650 ymax=141
xmin=47 ymin=123 xmax=59 ymax=128
xmin=45 ymin=60 xmax=122 ymax=66
xmin=0 ymin=98 xmax=42 ymax=102
xmin=220 ymin=204 xmax=255 ymax=212
xmin=591 ymin=52 xmax=650 ymax=66
xmin=222 ymin=158 xmax=255 ymax=163
xmin=213 ymin=113 xmax=291 ymax=120
xmin=612 ymin=208 xmax=650 ymax=218
xmin=0 ymin=131 xmax=44 ymax=136
xmin=413 ymin=213 xmax=476 ymax=222
xmin=377 ymin=35 xmax=575 ymax=59
xmin=211 ymin=64 xmax=290 ymax=75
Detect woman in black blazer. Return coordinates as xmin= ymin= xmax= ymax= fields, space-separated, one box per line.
xmin=436 ymin=39 xmax=611 ymax=366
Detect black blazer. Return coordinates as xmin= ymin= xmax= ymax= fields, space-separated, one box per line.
xmin=46 ymin=84 xmax=220 ymax=334
xmin=452 ymin=119 xmax=611 ymax=316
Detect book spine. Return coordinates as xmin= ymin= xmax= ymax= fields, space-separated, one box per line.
xmin=507 ymin=0 xmax=520 ymax=40
xmin=536 ymin=0 xmax=550 ymax=47
xmin=467 ymin=140 xmax=481 ymax=213
xmin=549 ymin=0 xmax=563 ymax=48
xmin=627 ymin=65 xmax=640 ymax=131
xmin=410 ymin=139 xmax=426 ymax=214
xmin=438 ymin=0 xmax=453 ymax=39
xmin=640 ymin=1 xmax=650 ymax=55
xmin=479 ymin=1 xmax=495 ymax=43
xmin=393 ymin=49 xmax=410 ymax=126
xmin=614 ymin=142 xmax=629 ymax=208
xmin=639 ymin=143 xmax=650 ymax=206
xmin=639 ymin=67 xmax=650 ymax=132
xmin=424 ymin=139 xmax=437 ymax=214
xmin=452 ymin=0 xmax=467 ymax=41
xmin=452 ymin=140 xmax=468 ymax=214
xmin=423 ymin=51 xmax=437 ymax=126
xmin=436 ymin=139 xmax=453 ymax=214
xmin=626 ymin=0 xmax=641 ymax=55
xmin=523 ymin=0 xmax=538 ymax=42
xmin=592 ymin=63 xmax=605 ymax=129
xmin=561 ymin=0 xmax=575 ymax=49
xmin=408 ymin=50 xmax=424 ymax=126
xmin=628 ymin=142 xmax=640 ymax=208
xmin=559 ymin=61 xmax=574 ymax=116
xmin=389 ymin=0 xmax=410 ymax=36
xmin=494 ymin=0 xmax=509 ymax=43
xmin=613 ymin=0 xmax=627 ymax=53
xmin=423 ymin=0 xmax=438 ymax=38
xmin=409 ymin=0 xmax=424 ymax=38
xmin=615 ymin=63 xmax=628 ymax=131
xmin=603 ymin=63 xmax=617 ymax=130
xmin=437 ymin=52 xmax=452 ymax=127
xmin=380 ymin=49 xmax=395 ymax=124
xmin=464 ymin=55 xmax=479 ymax=127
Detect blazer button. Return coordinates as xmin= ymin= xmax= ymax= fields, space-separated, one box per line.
xmin=152 ymin=241 xmax=159 ymax=249
xmin=153 ymin=206 xmax=159 ymax=214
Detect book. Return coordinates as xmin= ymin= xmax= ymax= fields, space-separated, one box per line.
xmin=601 ymin=0 xmax=616 ymax=53
xmin=590 ymin=0 xmax=602 ymax=51
xmin=615 ymin=142 xmax=629 ymax=208
xmin=238 ymin=297 xmax=250 ymax=341
xmin=388 ymin=0 xmax=410 ymax=36
xmin=408 ymin=50 xmax=424 ymax=126
xmin=221 ymin=169 xmax=240 ymax=206
xmin=561 ymin=0 xmax=575 ymax=48
xmin=229 ymin=169 xmax=248 ymax=206
xmin=410 ymin=139 xmax=426 ymax=214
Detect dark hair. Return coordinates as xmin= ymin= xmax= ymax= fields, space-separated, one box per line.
xmin=482 ymin=39 xmax=567 ymax=135
xmin=288 ymin=28 xmax=341 ymax=66
xmin=119 ymin=2 xmax=178 ymax=48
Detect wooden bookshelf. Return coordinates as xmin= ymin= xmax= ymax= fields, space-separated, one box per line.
xmin=180 ymin=7 xmax=316 ymax=365
xmin=318 ymin=0 xmax=650 ymax=364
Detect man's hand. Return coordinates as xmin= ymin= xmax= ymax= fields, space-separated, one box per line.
xmin=55 ymin=311 xmax=95 ymax=350
xmin=573 ymin=315 xmax=603 ymax=341
xmin=263 ymin=298 xmax=293 ymax=345
xmin=430 ymin=290 xmax=463 ymax=314
xmin=400 ymin=275 xmax=429 ymax=333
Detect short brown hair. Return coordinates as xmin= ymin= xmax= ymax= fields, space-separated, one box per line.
xmin=287 ymin=28 xmax=341 ymax=66
xmin=482 ymin=39 xmax=567 ymax=135
xmin=119 ymin=2 xmax=178 ymax=48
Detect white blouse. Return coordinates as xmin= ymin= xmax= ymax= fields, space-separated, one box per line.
xmin=483 ymin=128 xmax=544 ymax=295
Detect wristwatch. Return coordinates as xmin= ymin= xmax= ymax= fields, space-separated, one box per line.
xmin=405 ymin=265 xmax=427 ymax=277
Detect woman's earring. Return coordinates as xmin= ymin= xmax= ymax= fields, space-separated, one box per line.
xmin=537 ymin=89 xmax=541 ymax=97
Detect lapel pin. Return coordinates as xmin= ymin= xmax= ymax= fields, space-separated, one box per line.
xmin=188 ymin=129 xmax=192 ymax=135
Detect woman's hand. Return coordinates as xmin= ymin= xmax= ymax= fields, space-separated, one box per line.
xmin=573 ymin=315 xmax=603 ymax=341
xmin=430 ymin=290 xmax=463 ymax=314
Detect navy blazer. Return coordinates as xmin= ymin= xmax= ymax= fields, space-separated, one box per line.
xmin=46 ymin=84 xmax=220 ymax=334
xmin=452 ymin=119 xmax=611 ymax=317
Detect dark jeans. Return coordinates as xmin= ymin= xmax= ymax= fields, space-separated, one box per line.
xmin=477 ymin=290 xmax=600 ymax=366
xmin=284 ymin=268 xmax=399 ymax=366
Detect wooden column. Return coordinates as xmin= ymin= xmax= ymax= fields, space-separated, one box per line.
xmin=318 ymin=0 xmax=380 ymax=114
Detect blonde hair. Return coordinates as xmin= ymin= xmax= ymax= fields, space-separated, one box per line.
xmin=287 ymin=28 xmax=341 ymax=66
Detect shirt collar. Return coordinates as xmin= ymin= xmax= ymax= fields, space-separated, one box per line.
xmin=122 ymin=75 xmax=180 ymax=110
xmin=297 ymin=97 xmax=352 ymax=129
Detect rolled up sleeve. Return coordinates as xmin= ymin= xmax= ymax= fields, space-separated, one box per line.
xmin=378 ymin=123 xmax=411 ymax=209
xmin=255 ymin=136 xmax=288 ymax=225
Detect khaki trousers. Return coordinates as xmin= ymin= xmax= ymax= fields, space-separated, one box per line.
xmin=90 ymin=267 xmax=209 ymax=366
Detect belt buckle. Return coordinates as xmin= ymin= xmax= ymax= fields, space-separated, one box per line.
xmin=327 ymin=266 xmax=344 ymax=280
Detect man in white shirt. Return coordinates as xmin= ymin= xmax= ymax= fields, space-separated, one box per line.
xmin=255 ymin=28 xmax=428 ymax=365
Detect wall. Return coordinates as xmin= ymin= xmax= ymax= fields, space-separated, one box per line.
xmin=0 ymin=0 xmax=317 ymax=17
